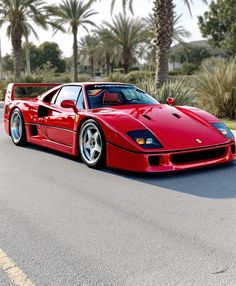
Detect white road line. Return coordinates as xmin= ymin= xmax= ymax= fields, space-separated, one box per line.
xmin=0 ymin=248 xmax=35 ymax=286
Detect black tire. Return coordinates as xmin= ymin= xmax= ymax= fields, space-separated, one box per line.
xmin=10 ymin=109 xmax=27 ymax=146
xmin=79 ymin=119 xmax=106 ymax=168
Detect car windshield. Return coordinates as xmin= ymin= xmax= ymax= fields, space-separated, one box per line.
xmin=85 ymin=84 xmax=159 ymax=109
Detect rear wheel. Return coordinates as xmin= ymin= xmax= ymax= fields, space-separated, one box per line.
xmin=10 ymin=109 xmax=27 ymax=146
xmin=79 ymin=119 xmax=105 ymax=168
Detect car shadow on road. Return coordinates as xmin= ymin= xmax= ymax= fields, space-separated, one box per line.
xmin=104 ymin=161 xmax=236 ymax=199
xmin=24 ymin=143 xmax=236 ymax=199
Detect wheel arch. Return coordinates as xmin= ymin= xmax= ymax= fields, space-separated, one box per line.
xmin=76 ymin=116 xmax=107 ymax=139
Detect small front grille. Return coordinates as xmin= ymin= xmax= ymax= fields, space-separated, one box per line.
xmin=171 ymin=147 xmax=227 ymax=165
xmin=148 ymin=156 xmax=160 ymax=166
xmin=231 ymin=144 xmax=235 ymax=155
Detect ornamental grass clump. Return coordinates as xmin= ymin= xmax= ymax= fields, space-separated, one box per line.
xmin=138 ymin=76 xmax=195 ymax=106
xmin=194 ymin=58 xmax=236 ymax=119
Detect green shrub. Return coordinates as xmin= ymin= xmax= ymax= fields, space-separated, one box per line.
xmin=169 ymin=69 xmax=181 ymax=76
xmin=180 ymin=63 xmax=198 ymax=75
xmin=108 ymin=71 xmax=156 ymax=84
xmin=0 ymin=80 xmax=9 ymax=101
xmin=13 ymin=75 xmax=48 ymax=98
xmin=53 ymin=73 xmax=72 ymax=83
xmin=137 ymin=77 xmax=195 ymax=105
xmin=125 ymin=71 xmax=155 ymax=84
xmin=136 ymin=76 xmax=159 ymax=99
xmin=107 ymin=72 xmax=126 ymax=83
xmin=113 ymin=68 xmax=124 ymax=73
xmin=194 ymin=58 xmax=236 ymax=119
xmin=157 ymin=77 xmax=196 ymax=105
xmin=129 ymin=66 xmax=140 ymax=72
xmin=77 ymin=73 xmax=91 ymax=82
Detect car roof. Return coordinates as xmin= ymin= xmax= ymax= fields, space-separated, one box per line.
xmin=63 ymin=82 xmax=134 ymax=86
xmin=39 ymin=82 xmax=135 ymax=101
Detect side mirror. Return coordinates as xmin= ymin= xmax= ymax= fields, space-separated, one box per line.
xmin=166 ymin=97 xmax=175 ymax=106
xmin=61 ymin=100 xmax=78 ymax=113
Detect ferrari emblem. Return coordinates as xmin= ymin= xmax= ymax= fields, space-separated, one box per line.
xmin=196 ymin=139 xmax=202 ymax=144
xmin=75 ymin=115 xmax=80 ymax=122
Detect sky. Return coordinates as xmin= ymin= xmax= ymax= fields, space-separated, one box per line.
xmin=0 ymin=0 xmax=209 ymax=58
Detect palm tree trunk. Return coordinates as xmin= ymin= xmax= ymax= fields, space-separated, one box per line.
xmin=0 ymin=35 xmax=3 ymax=79
xmin=25 ymin=35 xmax=31 ymax=75
xmin=72 ymin=26 xmax=78 ymax=82
xmin=111 ymin=62 xmax=114 ymax=73
xmin=153 ymin=0 xmax=174 ymax=88
xmin=90 ymin=57 xmax=94 ymax=77
xmin=11 ymin=28 xmax=23 ymax=79
xmin=106 ymin=54 xmax=110 ymax=75
xmin=123 ymin=49 xmax=130 ymax=74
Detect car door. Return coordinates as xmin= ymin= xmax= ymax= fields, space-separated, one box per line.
xmin=44 ymin=85 xmax=82 ymax=147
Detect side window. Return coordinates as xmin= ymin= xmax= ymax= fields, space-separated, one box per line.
xmin=54 ymin=86 xmax=81 ymax=107
xmin=76 ymin=90 xmax=85 ymax=109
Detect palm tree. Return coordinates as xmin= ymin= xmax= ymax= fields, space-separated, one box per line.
xmin=0 ymin=35 xmax=3 ymax=79
xmin=79 ymin=34 xmax=99 ymax=77
xmin=104 ymin=13 xmax=147 ymax=73
xmin=92 ymin=0 xmax=207 ymax=87
xmin=95 ymin=27 xmax=119 ymax=75
xmin=152 ymin=0 xmax=207 ymax=87
xmin=144 ymin=13 xmax=190 ymax=71
xmin=146 ymin=13 xmax=191 ymax=44
xmin=53 ymin=0 xmax=97 ymax=81
xmin=0 ymin=0 xmax=49 ymax=79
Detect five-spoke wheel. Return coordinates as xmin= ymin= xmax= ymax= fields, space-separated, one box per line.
xmin=79 ymin=120 xmax=105 ymax=168
xmin=10 ymin=109 xmax=26 ymax=145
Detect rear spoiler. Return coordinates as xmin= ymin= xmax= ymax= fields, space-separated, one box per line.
xmin=5 ymin=83 xmax=60 ymax=101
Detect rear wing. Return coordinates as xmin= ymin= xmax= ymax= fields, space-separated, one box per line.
xmin=5 ymin=83 xmax=60 ymax=101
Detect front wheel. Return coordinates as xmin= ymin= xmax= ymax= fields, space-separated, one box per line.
xmin=79 ymin=119 xmax=106 ymax=168
xmin=10 ymin=109 xmax=27 ymax=146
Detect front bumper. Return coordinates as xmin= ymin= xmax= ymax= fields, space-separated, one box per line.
xmin=106 ymin=142 xmax=236 ymax=173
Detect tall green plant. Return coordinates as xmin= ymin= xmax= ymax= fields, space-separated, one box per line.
xmin=194 ymin=58 xmax=236 ymax=119
xmin=104 ymin=13 xmax=147 ymax=74
xmin=91 ymin=0 xmax=207 ymax=87
xmin=53 ymin=0 xmax=97 ymax=81
xmin=138 ymin=76 xmax=195 ymax=105
xmin=79 ymin=34 xmax=99 ymax=77
xmin=0 ymin=0 xmax=50 ymax=78
xmin=95 ymin=27 xmax=118 ymax=75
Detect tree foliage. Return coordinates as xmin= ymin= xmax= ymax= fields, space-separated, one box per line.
xmin=24 ymin=42 xmax=66 ymax=72
xmin=198 ymin=0 xmax=236 ymax=55
xmin=171 ymin=44 xmax=211 ymax=66
xmin=79 ymin=35 xmax=99 ymax=77
xmin=0 ymin=0 xmax=50 ymax=78
xmin=52 ymin=0 xmax=97 ymax=81
xmin=2 ymin=54 xmax=14 ymax=73
xmin=104 ymin=13 xmax=147 ymax=73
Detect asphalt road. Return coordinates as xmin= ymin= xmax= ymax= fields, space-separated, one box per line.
xmin=0 ymin=105 xmax=236 ymax=286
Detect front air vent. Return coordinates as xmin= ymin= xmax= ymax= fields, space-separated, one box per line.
xmin=172 ymin=113 xmax=181 ymax=119
xmin=143 ymin=114 xmax=151 ymax=120
xmin=171 ymin=147 xmax=226 ymax=165
xmin=231 ymin=144 xmax=235 ymax=155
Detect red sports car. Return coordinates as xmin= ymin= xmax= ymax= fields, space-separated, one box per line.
xmin=4 ymin=82 xmax=236 ymax=172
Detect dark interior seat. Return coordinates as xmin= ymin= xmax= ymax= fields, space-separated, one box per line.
xmin=103 ymin=92 xmax=123 ymax=104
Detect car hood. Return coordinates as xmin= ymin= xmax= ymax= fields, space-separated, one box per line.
xmin=95 ymin=104 xmax=229 ymax=150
